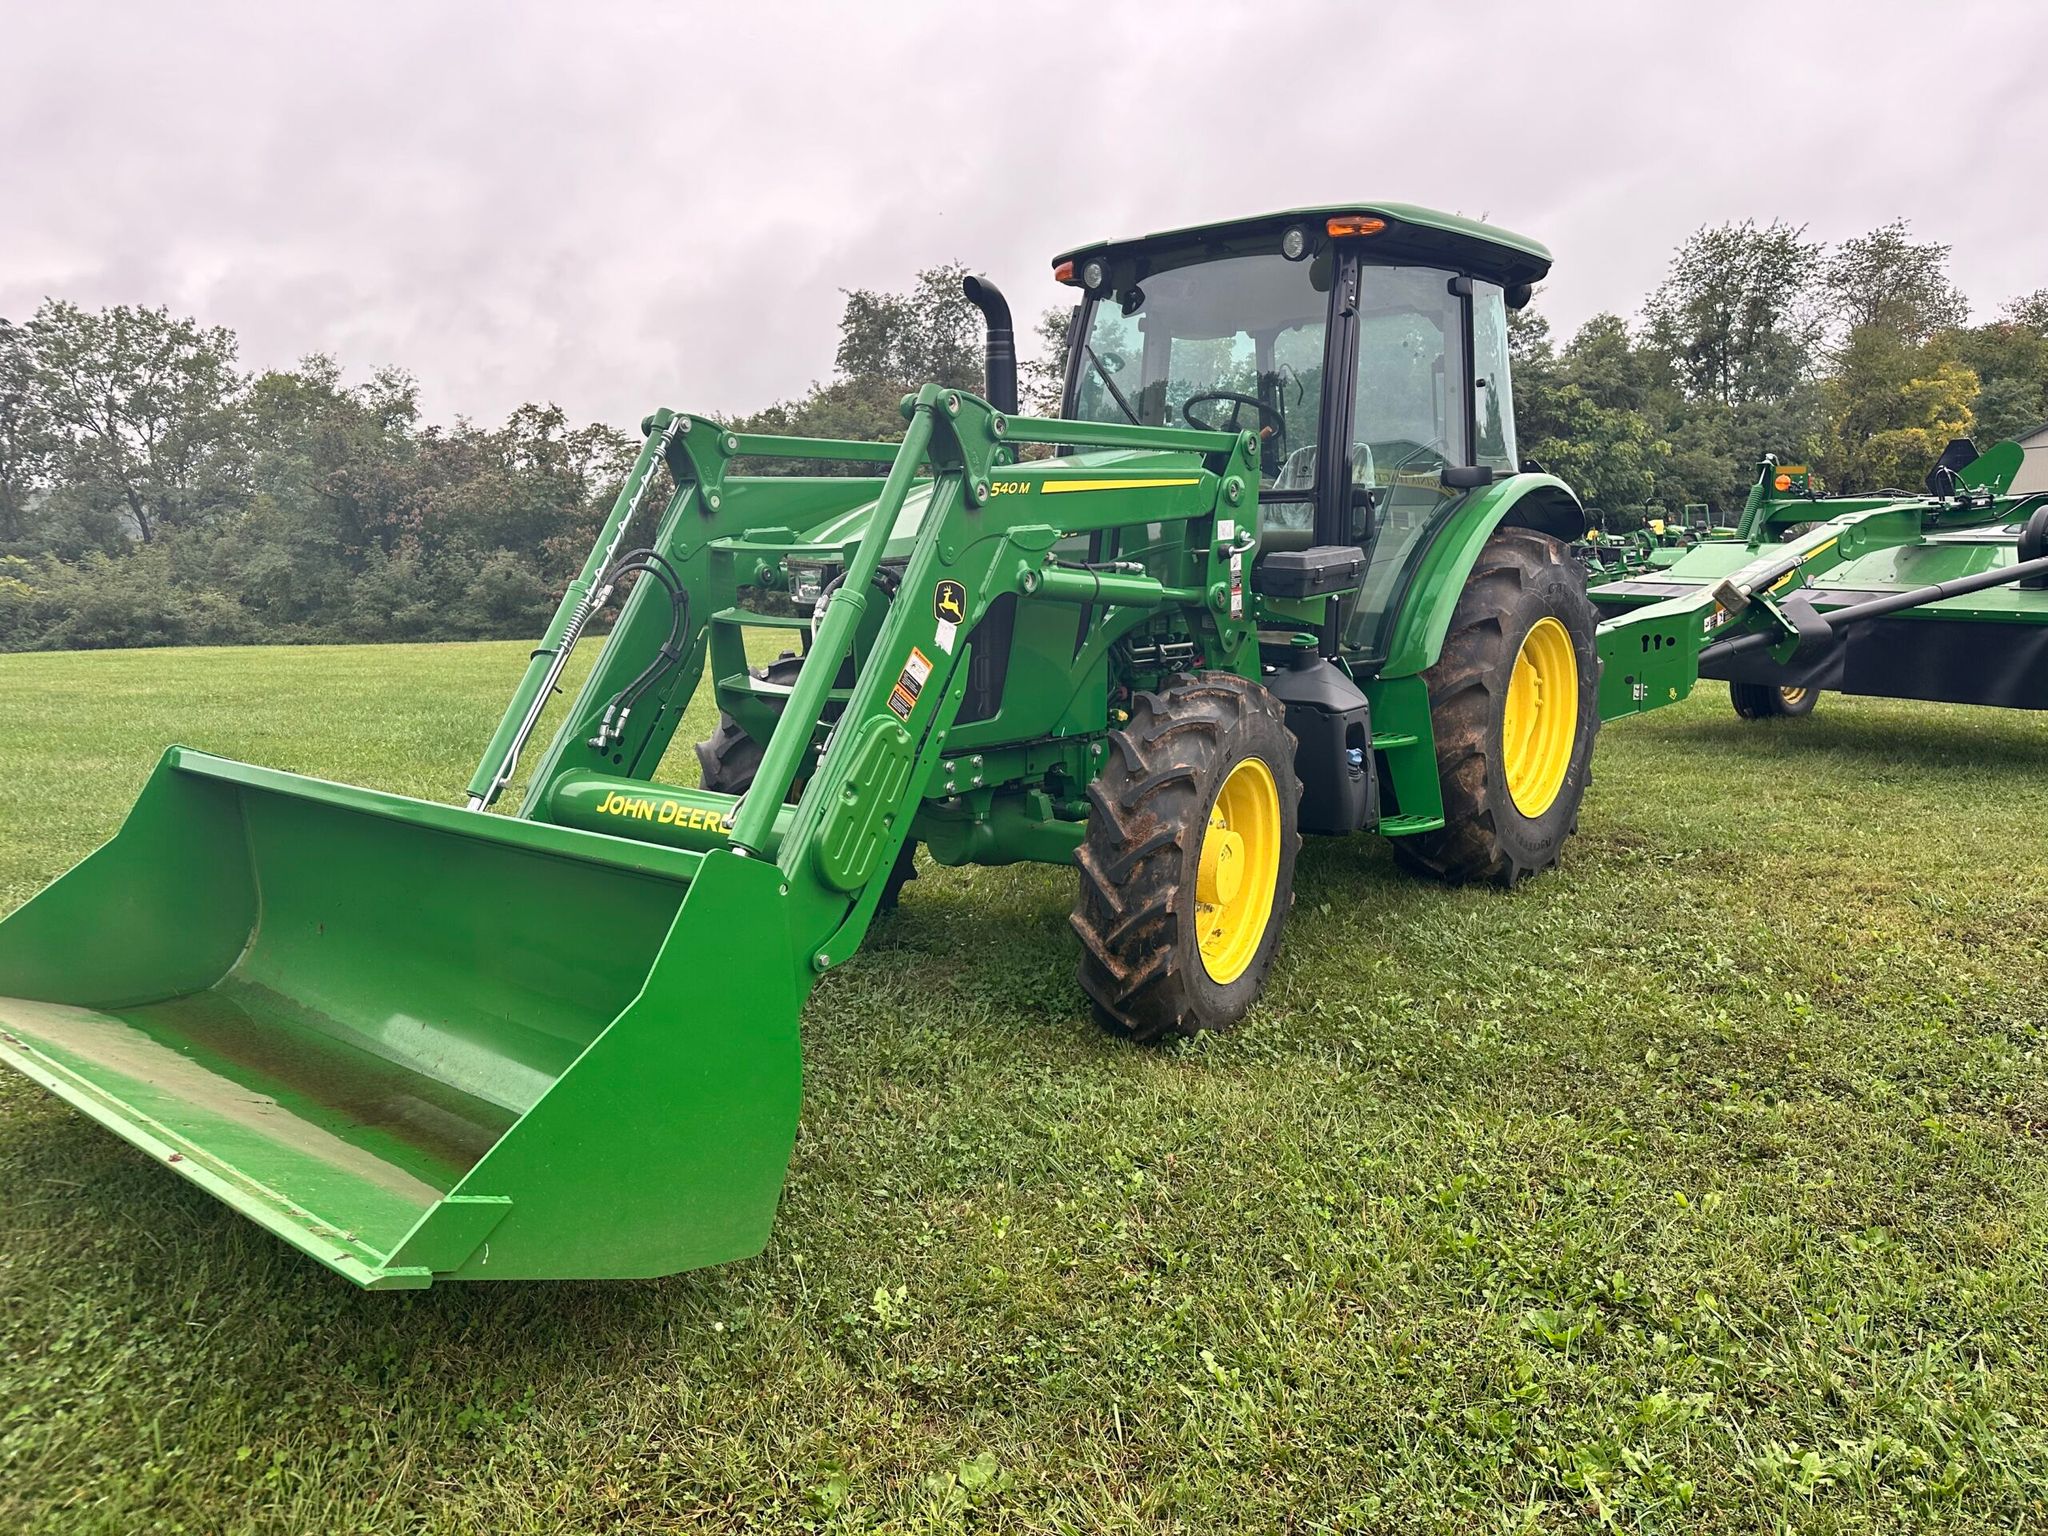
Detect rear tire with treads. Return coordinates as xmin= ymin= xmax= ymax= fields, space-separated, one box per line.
xmin=1392 ymin=526 xmax=1601 ymax=887
xmin=1072 ymin=672 xmax=1301 ymax=1043
xmin=1731 ymin=681 xmax=1819 ymax=719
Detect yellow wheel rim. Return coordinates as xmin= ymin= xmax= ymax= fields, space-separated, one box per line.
xmin=1779 ymin=687 xmax=1808 ymax=707
xmin=1195 ymin=756 xmax=1281 ymax=986
xmin=1502 ymin=616 xmax=1578 ymax=819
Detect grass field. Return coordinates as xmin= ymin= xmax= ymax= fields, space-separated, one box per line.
xmin=2 ymin=641 xmax=2046 ymax=1534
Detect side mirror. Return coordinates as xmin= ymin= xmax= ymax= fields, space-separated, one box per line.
xmin=1441 ymin=465 xmax=1495 ymax=491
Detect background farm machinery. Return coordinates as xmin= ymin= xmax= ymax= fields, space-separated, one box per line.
xmin=1588 ymin=444 xmax=2048 ymax=718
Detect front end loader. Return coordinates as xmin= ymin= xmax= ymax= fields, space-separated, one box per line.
xmin=0 ymin=205 xmax=1893 ymax=1288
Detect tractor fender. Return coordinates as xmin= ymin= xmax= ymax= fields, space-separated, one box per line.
xmin=1374 ymin=472 xmax=1585 ymax=678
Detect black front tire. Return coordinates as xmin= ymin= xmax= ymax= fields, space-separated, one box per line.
xmin=1071 ymin=672 xmax=1301 ymax=1044
xmin=1392 ymin=526 xmax=1602 ymax=887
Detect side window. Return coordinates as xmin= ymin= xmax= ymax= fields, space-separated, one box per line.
xmin=1267 ymin=324 xmax=1325 ymax=495
xmin=1349 ymin=267 xmax=1468 ymax=490
xmin=1472 ymin=281 xmax=1518 ymax=473
xmin=1340 ymin=266 xmax=1474 ymax=659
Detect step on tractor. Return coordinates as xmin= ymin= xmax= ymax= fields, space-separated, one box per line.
xmin=11 ymin=204 xmax=2038 ymax=1291
xmin=1588 ymin=448 xmax=2048 ymax=720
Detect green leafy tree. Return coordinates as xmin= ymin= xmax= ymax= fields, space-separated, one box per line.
xmin=1645 ymin=220 xmax=1824 ymax=406
xmin=729 ymin=376 xmax=909 ymax=445
xmin=1819 ymin=328 xmax=1977 ymax=492
xmin=412 ymin=404 xmax=631 ymax=574
xmin=0 ymin=319 xmax=54 ymax=551
xmin=832 ymin=262 xmax=983 ymax=394
xmin=1652 ymin=391 xmax=1823 ymax=513
xmin=1952 ymin=288 xmax=2048 ymax=446
xmin=1514 ymin=288 xmax=1825 ymax=518
xmin=2005 ymin=289 xmax=2048 ymax=334
xmin=28 ymin=300 xmax=247 ymax=545
xmin=1970 ymin=372 xmax=2044 ymax=447
xmin=244 ymin=357 xmax=423 ymax=555
xmin=1824 ymin=219 xmax=1968 ymax=344
xmin=1521 ymin=382 xmax=1664 ymax=524
xmin=1509 ymin=309 xmax=1665 ymax=520
xmin=232 ymin=357 xmax=426 ymax=629
xmin=731 ymin=264 xmax=995 ymax=460
xmin=1022 ymin=304 xmax=1077 ymax=415
xmin=1560 ymin=313 xmax=1659 ymax=416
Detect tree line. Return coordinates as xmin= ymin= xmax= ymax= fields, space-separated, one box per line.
xmin=0 ymin=312 xmax=637 ymax=650
xmin=1513 ymin=220 xmax=2045 ymax=521
xmin=2 ymin=224 xmax=2042 ymax=651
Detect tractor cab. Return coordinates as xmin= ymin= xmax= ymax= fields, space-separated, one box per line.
xmin=1050 ymin=206 xmax=1558 ymax=664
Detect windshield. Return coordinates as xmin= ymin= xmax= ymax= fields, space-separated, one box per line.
xmin=1071 ymin=251 xmax=1330 ymax=493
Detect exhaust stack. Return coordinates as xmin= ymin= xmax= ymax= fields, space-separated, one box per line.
xmin=962 ymin=274 xmax=1017 ymax=414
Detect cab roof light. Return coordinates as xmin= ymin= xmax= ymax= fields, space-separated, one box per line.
xmin=1326 ymin=214 xmax=1387 ymax=238
xmin=1053 ymin=259 xmax=1078 ymax=285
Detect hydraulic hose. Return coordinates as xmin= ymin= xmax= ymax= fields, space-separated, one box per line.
xmin=588 ymin=551 xmax=690 ymax=751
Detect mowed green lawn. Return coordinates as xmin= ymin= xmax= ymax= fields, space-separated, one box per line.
xmin=2 ymin=641 xmax=2046 ymax=1535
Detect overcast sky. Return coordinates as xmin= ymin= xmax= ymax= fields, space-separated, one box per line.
xmin=4 ymin=0 xmax=2043 ymax=431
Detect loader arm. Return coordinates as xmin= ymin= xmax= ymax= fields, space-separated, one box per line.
xmin=523 ymin=391 xmax=1261 ymax=968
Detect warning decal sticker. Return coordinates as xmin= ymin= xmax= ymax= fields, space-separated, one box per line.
xmin=886 ymin=647 xmax=933 ymax=721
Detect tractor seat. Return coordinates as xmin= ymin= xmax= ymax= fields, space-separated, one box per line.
xmin=1262 ymin=445 xmax=1383 ymax=552
xmin=1271 ymin=443 xmax=1379 ymax=493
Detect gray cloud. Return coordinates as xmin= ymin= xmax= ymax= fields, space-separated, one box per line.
xmin=4 ymin=0 xmax=2043 ymax=429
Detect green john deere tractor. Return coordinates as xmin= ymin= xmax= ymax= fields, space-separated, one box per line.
xmin=7 ymin=205 xmax=2040 ymax=1289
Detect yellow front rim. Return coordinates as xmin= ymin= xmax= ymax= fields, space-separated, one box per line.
xmin=1195 ymin=756 xmax=1281 ymax=986
xmin=1502 ymin=616 xmax=1578 ymax=819
xmin=1780 ymin=687 xmax=1809 ymax=707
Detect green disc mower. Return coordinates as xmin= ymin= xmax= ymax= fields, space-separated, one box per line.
xmin=9 ymin=205 xmax=2028 ymax=1290
xmin=1588 ymin=448 xmax=2048 ymax=720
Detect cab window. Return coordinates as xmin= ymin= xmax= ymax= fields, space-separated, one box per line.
xmin=1348 ymin=266 xmax=1468 ymax=496
xmin=1341 ymin=266 xmax=1470 ymax=659
xmin=1472 ymin=280 xmax=1517 ymax=473
xmin=1070 ymin=250 xmax=1329 ymax=499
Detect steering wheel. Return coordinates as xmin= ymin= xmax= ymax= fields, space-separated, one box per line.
xmin=1181 ymin=390 xmax=1284 ymax=440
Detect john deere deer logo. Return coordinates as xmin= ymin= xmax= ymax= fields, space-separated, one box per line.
xmin=934 ymin=580 xmax=967 ymax=624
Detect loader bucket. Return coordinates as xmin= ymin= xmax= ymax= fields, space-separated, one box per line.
xmin=0 ymin=748 xmax=802 ymax=1289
